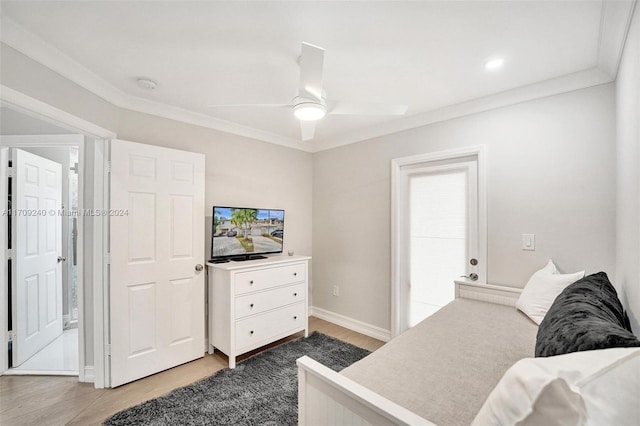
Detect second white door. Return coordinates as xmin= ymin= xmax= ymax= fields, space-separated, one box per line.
xmin=11 ymin=148 xmax=63 ymax=366
xmin=397 ymin=157 xmax=482 ymax=333
xmin=408 ymin=161 xmax=477 ymax=326
xmin=109 ymin=139 xmax=205 ymax=387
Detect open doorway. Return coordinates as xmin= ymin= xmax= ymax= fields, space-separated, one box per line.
xmin=1 ymin=90 xmax=116 ymax=387
xmin=1 ymin=108 xmax=85 ymax=376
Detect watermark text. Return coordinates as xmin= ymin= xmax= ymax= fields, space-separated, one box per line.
xmin=2 ymin=209 xmax=129 ymax=217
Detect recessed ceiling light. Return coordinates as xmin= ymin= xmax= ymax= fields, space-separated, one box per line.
xmin=136 ymin=78 xmax=158 ymax=90
xmin=485 ymin=58 xmax=505 ymax=71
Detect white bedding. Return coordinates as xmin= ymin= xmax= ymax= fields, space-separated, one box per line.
xmin=340 ymin=299 xmax=538 ymax=426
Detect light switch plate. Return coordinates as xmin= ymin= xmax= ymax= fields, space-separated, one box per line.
xmin=522 ymin=234 xmax=535 ymax=251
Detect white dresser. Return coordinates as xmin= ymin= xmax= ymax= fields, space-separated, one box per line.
xmin=207 ymin=255 xmax=311 ymax=368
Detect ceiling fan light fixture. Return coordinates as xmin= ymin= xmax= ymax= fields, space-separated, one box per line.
xmin=294 ymin=102 xmax=326 ymax=121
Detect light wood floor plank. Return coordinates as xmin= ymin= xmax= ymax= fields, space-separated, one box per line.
xmin=0 ymin=317 xmax=384 ymax=426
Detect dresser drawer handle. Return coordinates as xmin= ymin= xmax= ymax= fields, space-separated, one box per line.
xmin=250 ymin=330 xmax=254 ymax=335
xmin=249 ymin=280 xmax=254 ymax=285
xmin=293 ymin=272 xmax=297 ymax=276
xmin=293 ymin=292 xmax=297 ymax=297
xmin=293 ymin=316 xmax=297 ymax=320
xmin=250 ymin=303 xmax=254 ymax=308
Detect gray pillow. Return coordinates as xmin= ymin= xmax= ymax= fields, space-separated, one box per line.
xmin=535 ymin=272 xmax=640 ymax=357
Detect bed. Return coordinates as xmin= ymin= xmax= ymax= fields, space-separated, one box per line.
xmin=297 ymin=272 xmax=640 ymax=425
xmin=297 ymin=281 xmax=535 ymax=426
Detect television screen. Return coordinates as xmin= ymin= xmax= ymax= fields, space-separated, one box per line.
xmin=211 ymin=206 xmax=284 ymax=261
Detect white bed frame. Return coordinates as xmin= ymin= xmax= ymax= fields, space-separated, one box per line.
xmin=297 ymin=281 xmax=521 ymax=426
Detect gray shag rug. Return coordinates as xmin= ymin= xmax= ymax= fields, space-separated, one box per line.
xmin=104 ymin=332 xmax=370 ymax=425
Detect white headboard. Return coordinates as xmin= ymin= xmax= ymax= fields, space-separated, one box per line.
xmin=454 ymin=280 xmax=522 ymax=307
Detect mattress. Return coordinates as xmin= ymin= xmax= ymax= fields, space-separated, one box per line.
xmin=341 ymin=298 xmax=538 ymax=426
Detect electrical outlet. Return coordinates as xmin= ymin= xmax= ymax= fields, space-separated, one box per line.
xmin=332 ymin=285 xmax=339 ymax=296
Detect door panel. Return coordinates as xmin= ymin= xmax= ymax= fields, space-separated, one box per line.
xmin=109 ymin=139 xmax=205 ymax=387
xmin=12 ymin=148 xmax=63 ymax=366
xmin=400 ymin=160 xmax=480 ymax=331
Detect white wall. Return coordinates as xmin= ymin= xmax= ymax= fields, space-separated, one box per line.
xmin=0 ymin=44 xmax=120 ymax=132
xmin=616 ymin=4 xmax=640 ymax=334
xmin=0 ymin=45 xmax=313 ymax=372
xmin=313 ymin=84 xmax=617 ymax=331
xmin=117 ymin=109 xmax=313 ymax=262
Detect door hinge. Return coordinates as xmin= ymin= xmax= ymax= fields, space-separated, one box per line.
xmin=106 ymin=343 xmax=111 ymax=356
xmin=105 ymin=253 xmax=110 ymax=264
xmin=105 ymin=161 xmax=111 ymax=173
xmin=6 ymin=249 xmax=12 ymax=260
xmin=6 ymin=165 xmax=13 ymax=178
xmin=7 ymin=330 xmax=14 ymax=342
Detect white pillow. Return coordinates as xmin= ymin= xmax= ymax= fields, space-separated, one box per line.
xmin=472 ymin=347 xmax=640 ymax=426
xmin=516 ymin=260 xmax=584 ymax=324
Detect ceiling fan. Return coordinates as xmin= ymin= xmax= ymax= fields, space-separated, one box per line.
xmin=208 ymin=42 xmax=409 ymax=141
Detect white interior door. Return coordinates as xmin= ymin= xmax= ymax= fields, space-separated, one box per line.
xmin=109 ymin=139 xmax=205 ymax=387
xmin=398 ymin=159 xmax=480 ymax=331
xmin=11 ymin=148 xmax=63 ymax=366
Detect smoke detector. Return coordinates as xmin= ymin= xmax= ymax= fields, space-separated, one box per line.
xmin=136 ymin=78 xmax=158 ymax=90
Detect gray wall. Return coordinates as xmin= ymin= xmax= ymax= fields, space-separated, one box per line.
xmin=616 ymin=4 xmax=640 ymax=334
xmin=313 ymin=84 xmax=617 ymax=331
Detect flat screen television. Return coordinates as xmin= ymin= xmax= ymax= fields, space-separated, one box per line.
xmin=210 ymin=206 xmax=285 ymax=262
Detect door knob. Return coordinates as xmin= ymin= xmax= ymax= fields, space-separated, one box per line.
xmin=195 ymin=264 xmax=204 ymax=272
xmin=57 ymin=256 xmax=66 ymax=263
xmin=460 ymin=273 xmax=479 ymax=281
xmin=470 ymin=258 xmax=478 ymax=266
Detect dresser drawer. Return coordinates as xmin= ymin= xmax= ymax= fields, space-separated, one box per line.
xmin=235 ymin=302 xmax=306 ymax=351
xmin=234 ymin=263 xmax=306 ymax=295
xmin=235 ymin=283 xmax=306 ymax=319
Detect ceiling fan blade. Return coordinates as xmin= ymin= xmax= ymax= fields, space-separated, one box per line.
xmin=300 ymin=120 xmax=317 ymax=141
xmin=207 ymin=103 xmax=291 ymax=108
xmin=299 ymin=42 xmax=325 ymax=102
xmin=328 ymin=101 xmax=408 ymax=116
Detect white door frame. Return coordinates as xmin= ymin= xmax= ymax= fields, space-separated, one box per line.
xmin=0 ymin=147 xmax=7 ymax=373
xmin=0 ymin=85 xmax=116 ymax=387
xmin=390 ymin=145 xmax=487 ymax=338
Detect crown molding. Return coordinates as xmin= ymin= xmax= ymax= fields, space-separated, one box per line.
xmin=1 ymin=2 xmax=635 ymax=154
xmin=597 ymin=0 xmax=637 ymax=79
xmin=0 ymin=14 xmax=312 ymax=152
xmin=0 ymin=15 xmax=128 ymax=106
xmin=311 ymin=67 xmax=612 ymax=152
xmin=122 ymin=95 xmax=312 ymax=152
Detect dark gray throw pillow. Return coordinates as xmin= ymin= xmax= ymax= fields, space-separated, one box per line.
xmin=535 ymin=272 xmax=640 ymax=357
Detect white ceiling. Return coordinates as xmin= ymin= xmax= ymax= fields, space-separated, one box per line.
xmin=0 ymin=1 xmax=635 ymax=152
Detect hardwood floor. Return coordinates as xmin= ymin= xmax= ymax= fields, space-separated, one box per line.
xmin=0 ymin=317 xmax=384 ymax=425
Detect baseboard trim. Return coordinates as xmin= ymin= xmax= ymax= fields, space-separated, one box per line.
xmin=310 ymin=306 xmax=391 ymax=342
xmin=3 ymin=368 xmax=78 ymax=376
xmin=82 ymin=365 xmax=95 ymax=383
